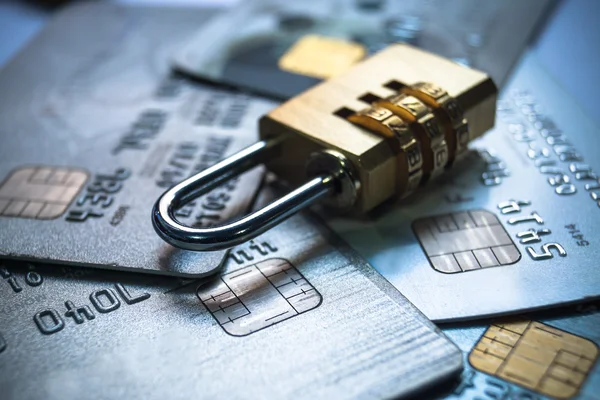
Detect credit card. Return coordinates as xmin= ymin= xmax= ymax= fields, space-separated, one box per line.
xmin=0 ymin=4 xmax=274 ymax=276
xmin=435 ymin=301 xmax=600 ymax=400
xmin=328 ymin=52 xmax=600 ymax=321
xmin=174 ymin=0 xmax=554 ymax=99
xmin=0 ymin=184 xmax=463 ymax=399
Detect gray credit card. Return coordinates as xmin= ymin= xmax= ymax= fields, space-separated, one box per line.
xmin=0 ymin=184 xmax=463 ymax=399
xmin=436 ymin=301 xmax=600 ymax=400
xmin=0 ymin=4 xmax=274 ymax=276
xmin=328 ymin=51 xmax=600 ymax=322
xmin=174 ymin=0 xmax=554 ymax=99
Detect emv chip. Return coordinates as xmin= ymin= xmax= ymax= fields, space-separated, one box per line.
xmin=198 ymin=258 xmax=322 ymax=336
xmin=413 ymin=210 xmax=520 ymax=273
xmin=278 ymin=34 xmax=366 ymax=80
xmin=469 ymin=319 xmax=599 ymax=399
xmin=0 ymin=166 xmax=88 ymax=219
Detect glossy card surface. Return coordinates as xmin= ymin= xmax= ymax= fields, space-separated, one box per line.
xmin=329 ymin=52 xmax=600 ymax=322
xmin=0 ymin=4 xmax=274 ymax=276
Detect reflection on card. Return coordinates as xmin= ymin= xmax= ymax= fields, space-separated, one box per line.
xmin=198 ymin=258 xmax=322 ymax=336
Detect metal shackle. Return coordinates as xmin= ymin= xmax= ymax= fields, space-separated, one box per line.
xmin=151 ymin=138 xmax=357 ymax=251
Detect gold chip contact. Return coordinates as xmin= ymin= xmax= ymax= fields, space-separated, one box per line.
xmin=0 ymin=166 xmax=88 ymax=220
xmin=278 ymin=34 xmax=367 ymax=80
xmin=469 ymin=319 xmax=599 ymax=399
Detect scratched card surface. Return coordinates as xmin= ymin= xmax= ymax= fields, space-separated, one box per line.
xmin=174 ymin=0 xmax=553 ymax=99
xmin=328 ymin=51 xmax=600 ymax=322
xmin=0 ymin=4 xmax=275 ymax=276
xmin=0 ymin=185 xmax=463 ymax=400
xmin=432 ymin=301 xmax=600 ymax=400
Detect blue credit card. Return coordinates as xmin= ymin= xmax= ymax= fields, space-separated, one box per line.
xmin=328 ymin=50 xmax=600 ymax=321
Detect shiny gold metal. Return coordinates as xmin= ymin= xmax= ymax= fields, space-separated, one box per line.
xmin=348 ymin=106 xmax=423 ymax=198
xmin=154 ymin=44 xmax=499 ymax=251
xmin=402 ymin=81 xmax=469 ymax=162
xmin=469 ymin=319 xmax=598 ymax=399
xmin=278 ymin=34 xmax=367 ymax=79
xmin=260 ymin=43 xmax=497 ymax=213
xmin=375 ymin=93 xmax=448 ymax=180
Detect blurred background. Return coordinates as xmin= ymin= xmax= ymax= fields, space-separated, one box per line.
xmin=1 ymin=0 xmax=598 ymax=124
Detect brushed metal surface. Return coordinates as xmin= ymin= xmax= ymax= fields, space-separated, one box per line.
xmin=0 ymin=185 xmax=463 ymax=399
xmin=0 ymin=3 xmax=274 ymax=276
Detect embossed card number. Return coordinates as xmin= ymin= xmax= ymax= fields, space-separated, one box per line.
xmin=414 ymin=202 xmax=569 ymax=274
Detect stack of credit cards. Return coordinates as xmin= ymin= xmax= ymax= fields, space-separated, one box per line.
xmin=1 ymin=1 xmax=599 ymax=399
xmin=0 ymin=4 xmax=461 ymax=399
xmin=0 ymin=182 xmax=464 ymax=399
xmin=0 ymin=3 xmax=272 ymax=277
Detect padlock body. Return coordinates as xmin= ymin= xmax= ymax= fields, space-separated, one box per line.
xmin=259 ymin=43 xmax=497 ymax=213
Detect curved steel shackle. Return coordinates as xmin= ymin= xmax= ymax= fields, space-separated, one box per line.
xmin=152 ymin=138 xmax=338 ymax=251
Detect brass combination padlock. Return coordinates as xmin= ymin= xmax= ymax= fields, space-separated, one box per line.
xmin=153 ymin=44 xmax=497 ymax=251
